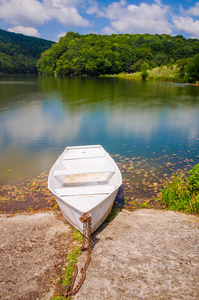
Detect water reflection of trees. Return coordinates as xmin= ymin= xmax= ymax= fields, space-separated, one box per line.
xmin=38 ymin=76 xmax=199 ymax=111
xmin=1 ymin=76 xmax=198 ymax=112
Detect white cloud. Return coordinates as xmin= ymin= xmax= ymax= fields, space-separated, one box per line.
xmin=171 ymin=2 xmax=199 ymax=38
xmin=0 ymin=0 xmax=48 ymax=26
xmin=86 ymin=0 xmax=106 ymax=17
xmin=43 ymin=0 xmax=90 ymax=26
xmin=102 ymin=26 xmax=117 ymax=35
xmin=185 ymin=2 xmax=199 ymax=17
xmin=0 ymin=0 xmax=90 ymax=30
xmin=8 ymin=26 xmax=41 ymax=37
xmin=1 ymin=0 xmax=199 ymax=39
xmin=102 ymin=1 xmax=172 ymax=35
xmin=173 ymin=16 xmax=199 ymax=38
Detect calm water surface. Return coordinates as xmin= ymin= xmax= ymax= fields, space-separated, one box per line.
xmin=0 ymin=75 xmax=199 ymax=185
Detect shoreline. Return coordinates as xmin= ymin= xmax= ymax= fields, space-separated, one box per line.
xmin=101 ymin=65 xmax=198 ymax=84
xmin=1 ymin=153 xmax=199 ymax=214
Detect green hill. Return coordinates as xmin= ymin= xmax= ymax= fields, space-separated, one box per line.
xmin=37 ymin=31 xmax=199 ymax=79
xmin=0 ymin=29 xmax=55 ymax=74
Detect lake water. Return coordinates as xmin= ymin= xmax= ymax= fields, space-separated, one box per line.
xmin=0 ymin=75 xmax=199 ymax=201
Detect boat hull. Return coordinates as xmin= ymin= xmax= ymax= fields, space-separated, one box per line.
xmin=53 ymin=188 xmax=118 ymax=234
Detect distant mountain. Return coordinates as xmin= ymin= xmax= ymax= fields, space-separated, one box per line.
xmin=0 ymin=29 xmax=55 ymax=74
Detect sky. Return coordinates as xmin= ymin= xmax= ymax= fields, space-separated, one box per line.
xmin=0 ymin=0 xmax=199 ymax=42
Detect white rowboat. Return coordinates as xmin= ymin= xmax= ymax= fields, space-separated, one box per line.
xmin=48 ymin=145 xmax=122 ymax=234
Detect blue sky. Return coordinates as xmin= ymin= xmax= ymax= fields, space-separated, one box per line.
xmin=0 ymin=0 xmax=199 ymax=41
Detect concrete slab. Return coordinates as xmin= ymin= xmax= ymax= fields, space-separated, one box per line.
xmin=0 ymin=212 xmax=72 ymax=300
xmin=74 ymin=209 xmax=199 ymax=300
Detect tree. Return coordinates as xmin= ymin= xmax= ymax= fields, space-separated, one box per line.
xmin=141 ymin=69 xmax=149 ymax=80
xmin=154 ymin=53 xmax=167 ymax=66
xmin=187 ymin=54 xmax=199 ymax=82
xmin=176 ymin=58 xmax=188 ymax=79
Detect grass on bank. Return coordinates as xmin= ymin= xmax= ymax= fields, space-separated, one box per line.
xmin=158 ymin=164 xmax=199 ymax=214
xmin=51 ymin=229 xmax=82 ymax=300
xmin=106 ymin=65 xmax=181 ymax=81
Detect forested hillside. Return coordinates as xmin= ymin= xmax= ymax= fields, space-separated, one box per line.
xmin=37 ymin=31 xmax=199 ymax=78
xmin=0 ymin=29 xmax=55 ymax=74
